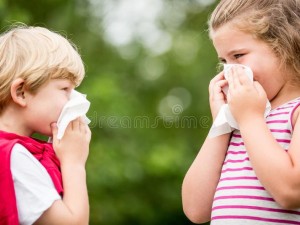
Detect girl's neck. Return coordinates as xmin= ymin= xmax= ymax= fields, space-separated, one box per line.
xmin=270 ymin=83 xmax=300 ymax=109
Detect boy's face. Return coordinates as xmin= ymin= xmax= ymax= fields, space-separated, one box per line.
xmin=211 ymin=22 xmax=285 ymax=102
xmin=23 ymin=79 xmax=74 ymax=136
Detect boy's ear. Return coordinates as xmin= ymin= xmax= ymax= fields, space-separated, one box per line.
xmin=10 ymin=78 xmax=27 ymax=107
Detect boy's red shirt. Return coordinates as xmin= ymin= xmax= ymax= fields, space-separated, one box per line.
xmin=0 ymin=131 xmax=63 ymax=225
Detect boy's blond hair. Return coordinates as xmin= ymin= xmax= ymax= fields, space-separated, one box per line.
xmin=0 ymin=25 xmax=85 ymax=113
xmin=208 ymin=0 xmax=300 ymax=82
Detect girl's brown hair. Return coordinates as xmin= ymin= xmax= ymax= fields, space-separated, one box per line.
xmin=209 ymin=0 xmax=300 ymax=82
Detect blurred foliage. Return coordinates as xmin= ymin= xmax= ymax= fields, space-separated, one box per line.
xmin=1 ymin=0 xmax=219 ymax=224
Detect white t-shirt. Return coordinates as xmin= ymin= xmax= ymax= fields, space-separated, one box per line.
xmin=10 ymin=143 xmax=61 ymax=225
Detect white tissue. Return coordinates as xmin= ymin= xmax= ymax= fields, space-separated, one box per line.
xmin=56 ymin=90 xmax=91 ymax=140
xmin=208 ymin=64 xmax=271 ymax=138
xmin=222 ymin=64 xmax=253 ymax=95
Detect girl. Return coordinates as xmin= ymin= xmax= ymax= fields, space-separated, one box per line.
xmin=182 ymin=0 xmax=300 ymax=224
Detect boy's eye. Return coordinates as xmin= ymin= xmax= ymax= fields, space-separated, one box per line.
xmin=62 ymin=87 xmax=70 ymax=91
xmin=219 ymin=58 xmax=226 ymax=64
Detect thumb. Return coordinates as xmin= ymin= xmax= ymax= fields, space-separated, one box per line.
xmin=51 ymin=123 xmax=59 ymax=145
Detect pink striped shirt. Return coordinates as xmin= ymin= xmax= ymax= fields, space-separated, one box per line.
xmin=211 ymin=98 xmax=300 ymax=225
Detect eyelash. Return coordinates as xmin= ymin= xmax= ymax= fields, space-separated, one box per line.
xmin=219 ymin=53 xmax=244 ymax=64
xmin=234 ymin=54 xmax=244 ymax=59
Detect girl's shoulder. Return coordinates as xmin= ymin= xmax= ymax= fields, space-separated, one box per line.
xmin=288 ymin=97 xmax=300 ymax=128
xmin=268 ymin=97 xmax=300 ymax=129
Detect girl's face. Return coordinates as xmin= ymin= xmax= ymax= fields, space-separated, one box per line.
xmin=211 ymin=22 xmax=286 ymax=102
xmin=23 ymin=79 xmax=74 ymax=136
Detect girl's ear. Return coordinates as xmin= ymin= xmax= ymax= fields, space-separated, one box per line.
xmin=10 ymin=78 xmax=27 ymax=107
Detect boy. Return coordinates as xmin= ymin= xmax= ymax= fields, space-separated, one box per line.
xmin=0 ymin=25 xmax=91 ymax=225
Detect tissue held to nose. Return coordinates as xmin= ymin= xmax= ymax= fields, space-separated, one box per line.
xmin=222 ymin=64 xmax=253 ymax=95
xmin=208 ymin=64 xmax=271 ymax=138
xmin=56 ymin=90 xmax=91 ymax=140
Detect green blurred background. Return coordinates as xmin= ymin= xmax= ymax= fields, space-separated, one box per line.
xmin=0 ymin=0 xmax=219 ymax=224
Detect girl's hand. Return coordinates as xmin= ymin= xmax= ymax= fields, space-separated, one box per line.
xmin=227 ymin=67 xmax=267 ymax=124
xmin=209 ymin=71 xmax=228 ymax=120
xmin=51 ymin=117 xmax=91 ymax=166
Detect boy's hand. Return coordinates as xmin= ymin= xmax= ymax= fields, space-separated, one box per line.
xmin=51 ymin=117 xmax=91 ymax=166
xmin=209 ymin=71 xmax=228 ymax=120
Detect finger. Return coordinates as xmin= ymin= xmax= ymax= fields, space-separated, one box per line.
xmin=85 ymin=125 xmax=92 ymax=141
xmin=51 ymin=122 xmax=58 ymax=135
xmin=71 ymin=117 xmax=81 ymax=130
xmin=213 ymin=79 xmax=227 ymax=90
xmin=237 ymin=67 xmax=252 ymax=85
xmin=253 ymin=81 xmax=267 ymax=98
xmin=209 ymin=72 xmax=225 ymax=90
xmin=232 ymin=67 xmax=243 ymax=87
xmin=213 ymin=71 xmax=225 ymax=81
xmin=209 ymin=72 xmax=226 ymax=94
xmin=227 ymin=92 xmax=231 ymax=103
xmin=83 ymin=122 xmax=89 ymax=133
xmin=79 ymin=116 xmax=85 ymax=124
xmin=79 ymin=116 xmax=86 ymax=131
xmin=51 ymin=123 xmax=59 ymax=145
xmin=227 ymin=68 xmax=235 ymax=89
xmin=211 ymin=80 xmax=228 ymax=99
xmin=216 ymin=80 xmax=228 ymax=93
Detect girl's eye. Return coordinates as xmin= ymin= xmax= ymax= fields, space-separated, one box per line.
xmin=234 ymin=54 xmax=244 ymax=59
